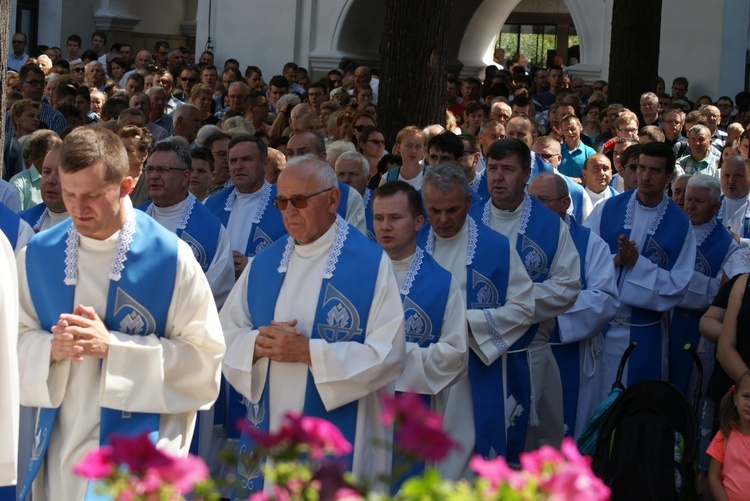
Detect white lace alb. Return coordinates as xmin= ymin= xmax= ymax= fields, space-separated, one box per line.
xmin=694 ymin=217 xmax=717 ymax=248
xmin=145 ymin=193 xmax=196 ymax=230
xmin=277 ymin=215 xmax=349 ymax=279
xmin=33 ymin=209 xmax=48 ymax=233
xmin=425 ymin=217 xmax=478 ymax=266
xmin=625 ymin=190 xmax=669 ymax=235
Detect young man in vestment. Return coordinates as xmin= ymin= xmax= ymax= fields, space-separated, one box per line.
xmin=16 ymin=127 xmax=225 ymax=500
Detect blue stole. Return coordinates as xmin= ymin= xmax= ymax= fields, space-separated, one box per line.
xmin=0 ymin=202 xmax=19 ymax=249
xmin=490 ymin=196 xmax=559 ymax=463
xmin=204 ymin=183 xmax=287 ymax=257
xmin=531 ymin=153 xmax=555 ymax=181
xmin=564 ymin=176 xmax=585 ymax=222
xmin=549 ymin=216 xmax=590 ymax=437
xmin=669 ymin=219 xmax=733 ymax=395
xmin=716 ymin=196 xmax=750 ymax=239
xmin=473 ymin=172 xmax=490 ymax=201
xmin=419 ymin=217 xmax=516 ymax=461
xmin=600 ymin=192 xmax=690 ymax=385
xmin=138 ymin=194 xmax=221 ymax=273
xmin=336 ymin=181 xmax=351 ymax=220
xmin=233 ymin=219 xmax=382 ymax=496
xmin=19 ymin=202 xmax=47 ymax=228
xmin=21 ymin=211 xmax=178 ymax=501
xmin=391 ymin=247 xmax=451 ymax=492
xmin=363 ymin=188 xmax=375 ymax=241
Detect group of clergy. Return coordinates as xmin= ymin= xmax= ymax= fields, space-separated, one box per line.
xmin=0 ymin=127 xmax=746 ymax=500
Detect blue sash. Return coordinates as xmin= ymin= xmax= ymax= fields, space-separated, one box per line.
xmin=669 ymin=220 xmax=733 ymax=394
xmin=550 ymin=217 xmax=590 ymax=437
xmin=21 ymin=211 xmax=178 ymax=500
xmin=19 ymin=202 xmax=46 ymax=228
xmin=600 ymin=192 xmax=690 ymax=384
xmin=204 ymin=183 xmax=287 ymax=257
xmin=474 ymin=173 xmax=489 ymax=201
xmin=419 ymin=218 xmax=516 ymax=461
xmin=0 ymin=202 xmax=20 ymax=249
xmin=391 ymin=248 xmax=451 ymax=492
xmin=531 ymin=153 xmax=555 ymax=182
xmin=336 ymin=181 xmax=350 ymax=220
xmin=139 ymin=195 xmax=221 ymax=273
xmin=233 ymin=219 xmax=382 ymax=497
xmin=564 ymin=177 xmax=585 ymax=223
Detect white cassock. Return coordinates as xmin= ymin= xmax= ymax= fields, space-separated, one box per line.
xmin=391 ymin=252 xmax=467 ymax=405
xmin=484 ymin=199 xmax=581 ymax=449
xmin=429 ymin=219 xmax=536 ymax=480
xmin=555 ymin=228 xmax=620 ymax=439
xmin=0 ymin=231 xmax=19 ymax=487
xmin=718 ymin=195 xmax=750 ymax=248
xmin=148 ymin=195 xmax=234 ymax=309
xmin=30 ymin=209 xmax=70 ymax=233
xmin=585 ymin=199 xmax=696 ymax=385
xmin=17 ymin=225 xmax=226 ymax=501
xmin=10 ymin=218 xmax=33 ymax=256
xmin=220 ymin=220 xmax=405 ymax=491
xmin=582 ymin=186 xmax=615 ymax=222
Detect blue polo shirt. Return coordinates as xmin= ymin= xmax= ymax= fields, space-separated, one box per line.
xmin=559 ymin=141 xmax=595 ymax=179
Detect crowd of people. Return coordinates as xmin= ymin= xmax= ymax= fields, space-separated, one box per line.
xmin=3 ymin=31 xmax=750 ymax=501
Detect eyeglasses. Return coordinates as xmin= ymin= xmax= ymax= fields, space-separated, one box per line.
xmin=354 ymin=125 xmax=369 ymax=132
xmin=538 ymin=153 xmax=558 ymax=161
xmin=181 ymin=77 xmax=197 ymax=83
xmin=366 ymin=139 xmax=386 ymax=146
xmin=73 ymin=67 xmax=85 ymax=73
xmin=25 ymin=80 xmax=44 ymax=87
xmin=663 ymin=119 xmax=682 ymax=125
xmin=272 ymin=187 xmax=332 ymax=210
xmin=143 ymin=166 xmax=189 ymax=174
xmin=533 ymin=195 xmax=567 ymax=204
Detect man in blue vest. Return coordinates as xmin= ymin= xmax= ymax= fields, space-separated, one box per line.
xmin=205 ymin=134 xmax=289 ymax=279
xmin=371 ymin=180 xmax=467 ymax=489
xmin=477 ymin=138 xmax=581 ymax=459
xmin=528 ymin=173 xmax=620 ymax=439
xmin=420 ymin=163 xmax=536 ymax=476
xmin=19 ymin=145 xmax=69 ymax=233
xmin=16 ymin=126 xmax=226 ymax=500
xmin=585 ymin=141 xmax=696 ymax=386
xmin=220 ymin=154 xmax=405 ymax=496
xmin=670 ymin=175 xmax=738 ymax=404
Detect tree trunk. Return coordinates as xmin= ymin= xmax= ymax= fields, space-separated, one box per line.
xmin=379 ymin=0 xmax=451 ymax=147
xmin=0 ymin=0 xmax=9 ymax=175
xmin=607 ymin=0 xmax=662 ymax=120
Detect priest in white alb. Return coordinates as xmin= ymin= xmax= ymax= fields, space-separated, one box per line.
xmin=16 ymin=127 xmax=226 ymax=501
xmin=0 ymin=231 xmax=19 ymax=492
xmin=220 ymin=154 xmax=405 ymax=497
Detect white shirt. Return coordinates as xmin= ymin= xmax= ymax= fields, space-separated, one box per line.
xmin=227 ymin=188 xmax=266 ymax=253
xmin=0 ymin=232 xmax=19 ymax=487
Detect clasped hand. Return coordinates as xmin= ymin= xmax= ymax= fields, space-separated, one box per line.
xmin=613 ymin=234 xmax=638 ymax=267
xmin=50 ymin=304 xmax=110 ymax=363
xmin=254 ymin=319 xmax=311 ymax=365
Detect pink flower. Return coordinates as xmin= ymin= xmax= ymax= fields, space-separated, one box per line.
xmin=379 ymin=391 xmax=430 ymax=426
xmin=470 ymin=455 xmax=527 ymax=492
xmin=153 ymin=453 xmax=209 ymax=493
xmin=519 ymin=443 xmax=564 ymax=476
xmin=334 ymin=487 xmax=363 ymax=500
xmin=73 ymin=446 xmax=115 ymax=479
xmin=109 ymin=433 xmax=174 ymax=475
xmin=290 ymin=414 xmax=352 ymax=459
xmin=395 ymin=413 xmax=459 ymax=462
xmin=237 ymin=418 xmax=289 ymax=450
xmin=543 ymin=464 xmax=610 ymax=501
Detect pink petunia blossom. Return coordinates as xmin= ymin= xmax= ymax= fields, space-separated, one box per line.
xmin=470 ymin=455 xmax=527 ymax=493
xmin=519 ymin=443 xmax=564 ymax=476
xmin=73 ymin=446 xmax=115 ymax=479
xmin=291 ymin=414 xmax=352 ymax=459
xmin=153 ymin=453 xmax=209 ymax=493
xmin=543 ymin=463 xmax=610 ymax=501
xmin=334 ymin=487 xmax=364 ymax=500
xmin=395 ymin=413 xmax=459 ymax=462
xmin=237 ymin=418 xmax=290 ymax=450
xmin=379 ymin=390 xmax=431 ymax=426
xmin=108 ymin=433 xmax=174 ymax=475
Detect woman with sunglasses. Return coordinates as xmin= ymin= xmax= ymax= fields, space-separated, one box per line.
xmin=345 ymin=110 xmax=376 ymax=146
xmin=358 ymin=126 xmax=386 ymax=187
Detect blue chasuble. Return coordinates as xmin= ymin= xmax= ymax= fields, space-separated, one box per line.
xmin=204 ymin=183 xmax=287 ymax=257
xmin=669 ymin=218 xmax=733 ymax=395
xmin=363 ymin=188 xmax=375 ymax=241
xmin=139 ymin=194 xmax=221 ymax=273
xmin=21 ymin=210 xmax=178 ymax=501
xmin=549 ymin=216 xmax=590 ymax=437
xmin=478 ymin=195 xmax=560 ymax=463
xmin=419 ymin=217 xmax=517 ymax=462
xmin=0 ymin=202 xmax=20 ymax=249
xmin=600 ymin=191 xmax=690 ymax=385
xmin=391 ymin=247 xmax=451 ymax=492
xmin=19 ymin=202 xmax=47 ymax=230
xmin=564 ymin=176 xmax=586 ymax=222
xmin=232 ymin=218 xmax=382 ymax=496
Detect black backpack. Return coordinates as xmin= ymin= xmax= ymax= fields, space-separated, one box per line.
xmin=593 ymin=380 xmax=699 ymax=501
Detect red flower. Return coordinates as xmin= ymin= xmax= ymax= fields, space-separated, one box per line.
xmin=108 ymin=432 xmax=174 ymax=475
xmin=395 ymin=412 xmax=459 ymax=462
xmin=288 ymin=413 xmax=352 ymax=460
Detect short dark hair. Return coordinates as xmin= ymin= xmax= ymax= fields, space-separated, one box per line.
xmin=202 ymin=131 xmax=231 ymax=150
xmin=245 ymin=65 xmax=262 ymax=78
xmin=67 ymin=34 xmax=81 ymax=45
xmin=640 ymin=141 xmax=676 ymax=174
xmin=19 ymin=64 xmax=43 ymax=80
xmin=485 ymin=138 xmax=531 ymax=171
xmin=154 ymin=41 xmax=170 ymax=52
xmin=427 ymin=132 xmax=464 ymax=161
xmin=190 ymin=147 xmax=215 ymax=172
xmin=269 ymin=75 xmax=290 ymax=90
xmin=228 ymin=134 xmax=268 ymax=163
xmin=92 ymin=30 xmax=107 ymax=42
xmin=458 ymin=133 xmax=480 ymax=154
xmin=372 ymin=180 xmax=424 ymax=218
xmin=283 ymin=62 xmax=298 ymax=72
xmin=150 ymin=141 xmax=192 ymax=171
